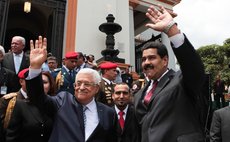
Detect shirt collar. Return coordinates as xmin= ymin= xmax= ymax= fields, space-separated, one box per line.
xmin=114 ymin=105 xmax=129 ymax=114
xmin=102 ymin=77 xmax=112 ymax=84
xmin=63 ymin=65 xmax=70 ymax=72
xmin=84 ymin=98 xmax=97 ymax=112
xmin=80 ymin=63 xmax=86 ymax=69
xmin=13 ymin=51 xmax=23 ymax=57
xmin=151 ymin=69 xmax=169 ymax=83
xmin=20 ymin=88 xmax=28 ymax=99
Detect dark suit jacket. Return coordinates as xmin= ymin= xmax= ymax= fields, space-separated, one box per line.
xmin=0 ymin=90 xmax=33 ymax=142
xmin=5 ymin=99 xmax=53 ymax=142
xmin=134 ymin=36 xmax=206 ymax=142
xmin=114 ymin=105 xmax=141 ymax=142
xmin=2 ymin=52 xmax=30 ymax=74
xmin=2 ymin=52 xmax=30 ymax=90
xmin=26 ymin=73 xmax=118 ymax=142
xmin=0 ymin=66 xmax=18 ymax=96
xmin=210 ymin=106 xmax=230 ymax=142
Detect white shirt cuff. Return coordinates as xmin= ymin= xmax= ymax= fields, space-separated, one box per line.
xmin=169 ymin=32 xmax=185 ymax=48
xmin=26 ymin=68 xmax=42 ymax=80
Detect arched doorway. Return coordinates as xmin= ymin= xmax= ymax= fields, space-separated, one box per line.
xmin=0 ymin=0 xmax=66 ymax=64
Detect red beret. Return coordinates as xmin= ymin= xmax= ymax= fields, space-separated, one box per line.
xmin=99 ymin=62 xmax=117 ymax=69
xmin=65 ymin=52 xmax=78 ymax=59
xmin=18 ymin=68 xmax=29 ymax=79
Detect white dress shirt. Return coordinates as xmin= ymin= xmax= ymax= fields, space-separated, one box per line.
xmin=13 ymin=52 xmax=23 ymax=74
xmin=20 ymin=88 xmax=28 ymax=99
xmin=84 ymin=99 xmax=99 ymax=141
xmin=114 ymin=105 xmax=128 ymax=120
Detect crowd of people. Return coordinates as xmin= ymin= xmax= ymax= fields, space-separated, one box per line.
xmin=0 ymin=4 xmax=228 ymax=142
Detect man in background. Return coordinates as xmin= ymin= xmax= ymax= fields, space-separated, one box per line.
xmin=213 ymin=74 xmax=226 ymax=109
xmin=2 ymin=36 xmax=30 ymax=90
xmin=96 ymin=62 xmax=117 ymax=106
xmin=0 ymin=45 xmax=18 ymax=96
xmin=53 ymin=52 xmax=78 ymax=95
xmin=112 ymin=83 xmax=140 ymax=142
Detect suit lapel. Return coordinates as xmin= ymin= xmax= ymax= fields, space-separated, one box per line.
xmin=149 ymin=69 xmax=176 ymax=104
xmin=16 ymin=91 xmax=26 ymax=100
xmin=134 ymin=83 xmax=150 ymax=123
xmin=123 ymin=106 xmax=132 ymax=132
xmin=62 ymin=68 xmax=73 ymax=83
xmin=0 ymin=69 xmax=4 ymax=84
xmin=19 ymin=54 xmax=26 ymax=71
xmin=9 ymin=53 xmax=16 ymax=72
xmin=74 ymin=100 xmax=85 ymax=136
xmin=86 ymin=103 xmax=103 ymax=141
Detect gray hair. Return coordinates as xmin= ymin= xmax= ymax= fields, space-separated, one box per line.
xmin=76 ymin=68 xmax=101 ymax=85
xmin=13 ymin=36 xmax=26 ymax=46
xmin=0 ymin=45 xmax=5 ymax=55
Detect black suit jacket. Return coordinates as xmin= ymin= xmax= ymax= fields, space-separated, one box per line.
xmin=210 ymin=106 xmax=230 ymax=142
xmin=26 ymin=73 xmax=118 ymax=142
xmin=0 ymin=66 xmax=18 ymax=96
xmin=134 ymin=36 xmax=206 ymax=142
xmin=2 ymin=52 xmax=30 ymax=74
xmin=2 ymin=52 xmax=30 ymax=90
xmin=114 ymin=105 xmax=141 ymax=142
xmin=0 ymin=90 xmax=35 ymax=142
xmin=5 ymin=99 xmax=53 ymax=142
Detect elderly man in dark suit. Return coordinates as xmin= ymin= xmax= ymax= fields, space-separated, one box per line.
xmin=210 ymin=106 xmax=230 ymax=142
xmin=25 ymin=36 xmax=117 ymax=142
xmin=112 ymin=83 xmax=140 ymax=142
xmin=134 ymin=5 xmax=206 ymax=142
xmin=2 ymin=36 xmax=30 ymax=90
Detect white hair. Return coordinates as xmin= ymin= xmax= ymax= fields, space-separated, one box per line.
xmin=13 ymin=36 xmax=26 ymax=46
xmin=76 ymin=68 xmax=101 ymax=84
xmin=0 ymin=45 xmax=5 ymax=55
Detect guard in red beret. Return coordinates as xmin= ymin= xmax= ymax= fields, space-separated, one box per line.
xmin=18 ymin=68 xmax=29 ymax=79
xmin=99 ymin=62 xmax=117 ymax=69
xmin=97 ymin=61 xmax=118 ymax=106
xmin=52 ymin=51 xmax=78 ymax=95
xmin=65 ymin=51 xmax=78 ymax=59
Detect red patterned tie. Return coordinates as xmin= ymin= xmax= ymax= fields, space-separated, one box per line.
xmin=118 ymin=111 xmax=125 ymax=129
xmin=144 ymin=81 xmax=158 ymax=105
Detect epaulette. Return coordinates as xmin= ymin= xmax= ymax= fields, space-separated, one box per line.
xmin=54 ymin=68 xmax=62 ymax=72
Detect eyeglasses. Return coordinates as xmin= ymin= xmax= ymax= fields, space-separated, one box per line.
xmin=114 ymin=91 xmax=129 ymax=95
xmin=74 ymin=81 xmax=97 ymax=88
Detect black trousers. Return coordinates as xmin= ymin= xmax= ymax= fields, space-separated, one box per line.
xmin=214 ymin=93 xmax=225 ymax=109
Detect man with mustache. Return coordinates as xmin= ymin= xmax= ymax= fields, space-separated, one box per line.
xmin=134 ymin=5 xmax=206 ymax=142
